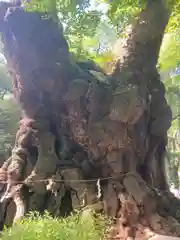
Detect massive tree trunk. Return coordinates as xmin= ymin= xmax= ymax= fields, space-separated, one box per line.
xmin=0 ymin=1 xmax=179 ymax=239
xmin=112 ymin=0 xmax=172 ymax=191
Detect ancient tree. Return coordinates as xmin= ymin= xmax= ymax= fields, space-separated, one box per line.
xmin=0 ymin=0 xmax=179 ymax=239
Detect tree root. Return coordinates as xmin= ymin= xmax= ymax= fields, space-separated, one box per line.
xmin=106 ymin=173 xmax=180 ymax=240
xmin=9 ymin=184 xmax=25 ymax=224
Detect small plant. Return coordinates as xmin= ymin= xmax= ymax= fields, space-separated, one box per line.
xmin=1 ymin=210 xmax=107 ymax=240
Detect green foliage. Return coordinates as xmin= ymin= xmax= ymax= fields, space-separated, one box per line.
xmin=159 ymin=33 xmax=180 ymax=71
xmin=0 ymin=63 xmax=12 ymax=96
xmin=102 ymin=0 xmax=180 ymax=32
xmin=1 ymin=211 xmax=107 ymax=240
xmin=0 ymin=98 xmax=20 ymax=157
xmin=157 ymin=11 xmax=180 ymax=188
xmin=22 ymin=0 xmax=180 ymax=64
xmin=158 ymin=32 xmax=180 ymax=137
xmin=26 ymin=0 xmax=102 ymax=59
xmin=24 ymin=0 xmax=57 ymax=13
xmin=167 ymin=0 xmax=180 ymax=32
xmin=168 ymin=151 xmax=180 ymax=158
xmin=25 ymin=0 xmax=90 ymax=14
xmin=101 ymin=0 xmax=142 ymax=30
xmin=64 ymin=10 xmax=101 ymax=58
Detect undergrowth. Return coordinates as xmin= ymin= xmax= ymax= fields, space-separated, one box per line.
xmin=1 ymin=209 xmax=108 ymax=240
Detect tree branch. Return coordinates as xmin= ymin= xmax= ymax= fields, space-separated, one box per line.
xmin=112 ymin=0 xmax=173 ymax=83
xmin=172 ymin=114 xmax=180 ymax=121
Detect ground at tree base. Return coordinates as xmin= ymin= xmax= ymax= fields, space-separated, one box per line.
xmin=104 ymin=173 xmax=180 ymax=240
xmin=150 ymin=236 xmax=180 ymax=240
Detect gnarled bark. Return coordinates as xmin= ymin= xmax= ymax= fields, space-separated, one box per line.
xmin=112 ymin=0 xmax=172 ymax=191
xmin=0 ymin=1 xmax=179 ymax=239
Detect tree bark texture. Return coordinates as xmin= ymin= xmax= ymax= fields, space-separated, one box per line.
xmin=0 ymin=1 xmax=179 ymax=239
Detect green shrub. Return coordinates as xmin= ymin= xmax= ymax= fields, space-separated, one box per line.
xmin=1 ymin=210 xmax=107 ymax=240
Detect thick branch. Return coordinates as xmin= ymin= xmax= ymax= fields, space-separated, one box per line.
xmin=112 ymin=0 xmax=172 ymax=83
xmin=172 ymin=114 xmax=180 ymax=121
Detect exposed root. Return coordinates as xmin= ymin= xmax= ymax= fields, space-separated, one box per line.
xmin=149 ymin=236 xmax=180 ymax=240
xmin=0 ymin=157 xmax=12 ymax=194
xmin=11 ymin=184 xmax=25 ymax=224
xmin=0 ymin=119 xmax=38 ymax=225
xmin=107 ymin=173 xmax=180 ymax=240
xmin=0 ymin=184 xmax=25 ymax=226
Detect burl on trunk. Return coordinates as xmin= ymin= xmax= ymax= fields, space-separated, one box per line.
xmin=0 ymin=1 xmax=179 ymax=239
